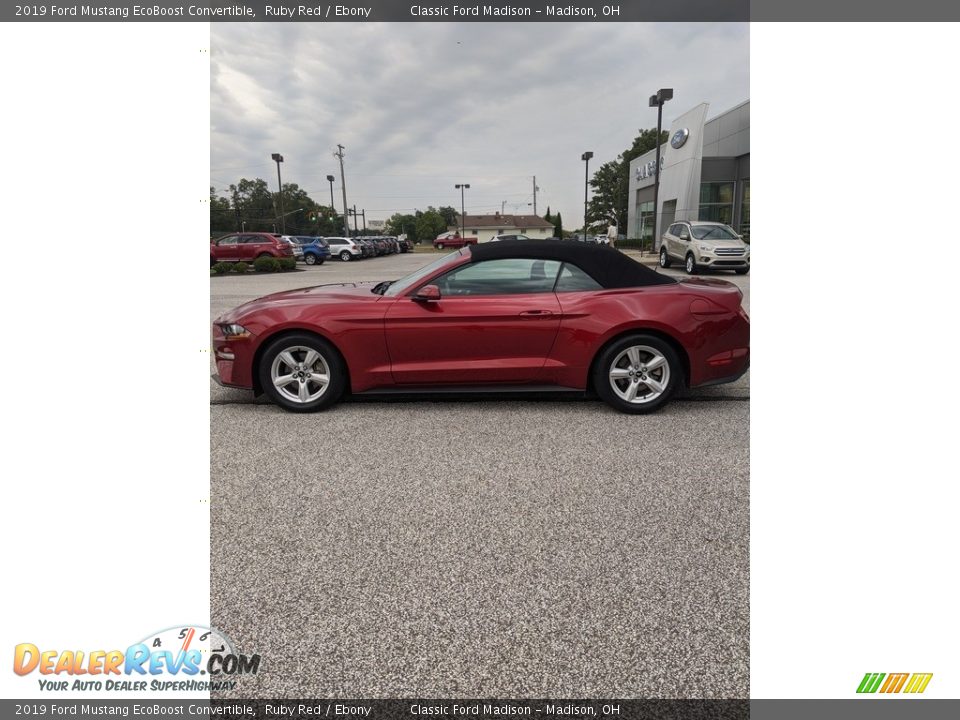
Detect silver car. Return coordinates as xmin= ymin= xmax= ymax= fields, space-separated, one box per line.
xmin=659 ymin=221 xmax=750 ymax=275
xmin=325 ymin=236 xmax=364 ymax=261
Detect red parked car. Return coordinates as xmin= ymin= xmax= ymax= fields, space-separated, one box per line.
xmin=433 ymin=233 xmax=477 ymax=250
xmin=212 ymin=240 xmax=749 ymax=414
xmin=210 ymin=232 xmax=296 ymax=265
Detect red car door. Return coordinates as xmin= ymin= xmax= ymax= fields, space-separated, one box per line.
xmin=383 ymin=258 xmax=562 ymax=385
xmin=214 ymin=234 xmax=241 ymax=263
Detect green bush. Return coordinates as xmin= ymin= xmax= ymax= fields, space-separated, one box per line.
xmin=211 ymin=262 xmax=232 ymax=275
xmin=279 ymin=257 xmax=297 ymax=271
xmin=254 ymin=256 xmax=280 ymax=273
xmin=233 ymin=262 xmax=250 ymax=274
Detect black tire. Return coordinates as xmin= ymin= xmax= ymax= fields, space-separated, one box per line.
xmin=592 ymin=333 xmax=681 ymax=414
xmin=340 ymin=251 xmax=352 ymax=262
xmin=685 ymin=254 xmax=698 ymax=275
xmin=436 ymin=243 xmax=444 ymax=250
xmin=258 ymin=252 xmax=272 ymax=259
xmin=304 ymin=253 xmax=317 ymax=265
xmin=735 ymin=267 xmax=749 ymax=275
xmin=659 ymin=247 xmax=672 ymax=268
xmin=258 ymin=333 xmax=347 ymax=413
xmin=316 ymin=259 xmax=325 ymax=265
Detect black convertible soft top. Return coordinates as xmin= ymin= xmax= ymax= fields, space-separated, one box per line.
xmin=468 ymin=239 xmax=676 ymax=289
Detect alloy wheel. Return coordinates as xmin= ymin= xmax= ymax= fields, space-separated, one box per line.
xmin=270 ymin=346 xmax=331 ymax=404
xmin=608 ymin=345 xmax=671 ymax=404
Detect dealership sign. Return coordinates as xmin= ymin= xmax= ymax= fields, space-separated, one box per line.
xmin=671 ymin=127 xmax=690 ymax=148
xmin=635 ymin=156 xmax=665 ymax=181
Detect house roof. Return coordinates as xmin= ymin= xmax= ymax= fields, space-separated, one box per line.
xmin=462 ymin=214 xmax=555 ymax=230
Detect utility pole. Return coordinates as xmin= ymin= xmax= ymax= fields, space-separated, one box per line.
xmin=334 ymin=144 xmax=349 ymax=236
xmin=350 ymin=205 xmax=359 ymax=234
xmin=532 ymin=176 xmax=538 ymax=215
xmin=361 ymin=209 xmax=367 ymax=234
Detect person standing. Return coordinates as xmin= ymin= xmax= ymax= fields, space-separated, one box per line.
xmin=607 ymin=223 xmax=617 ymax=247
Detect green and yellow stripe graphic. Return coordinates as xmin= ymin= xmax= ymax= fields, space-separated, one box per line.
xmin=857 ymin=672 xmax=932 ymax=694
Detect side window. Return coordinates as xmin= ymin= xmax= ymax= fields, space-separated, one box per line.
xmin=555 ymin=263 xmax=602 ymax=293
xmin=239 ymin=235 xmax=259 ymax=244
xmin=432 ymin=258 xmax=561 ymax=296
xmin=667 ymin=224 xmax=679 ymax=236
xmin=678 ymin=224 xmax=690 ymax=238
xmin=217 ymin=235 xmax=238 ymax=246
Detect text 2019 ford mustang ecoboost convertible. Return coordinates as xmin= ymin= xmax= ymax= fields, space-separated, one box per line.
xmin=212 ymin=240 xmax=749 ymax=414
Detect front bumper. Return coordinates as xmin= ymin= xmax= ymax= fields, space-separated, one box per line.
xmin=697 ymin=255 xmax=749 ymax=269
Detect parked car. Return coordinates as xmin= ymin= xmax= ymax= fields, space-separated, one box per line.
xmin=210 ymin=232 xmax=296 ymax=266
xmin=490 ymin=234 xmax=531 ymax=243
xmin=212 ymin=240 xmax=749 ymax=415
xmin=659 ymin=221 xmax=750 ymax=275
xmin=294 ymin=236 xmax=330 ymax=265
xmin=397 ymin=236 xmax=413 ymax=253
xmin=434 ymin=233 xmax=476 ymax=250
xmin=279 ymin=236 xmax=305 ymax=260
xmin=325 ymin=237 xmax=364 ymax=261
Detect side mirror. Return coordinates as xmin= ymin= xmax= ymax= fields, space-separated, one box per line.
xmin=679 ymin=232 xmax=689 ymax=241
xmin=413 ymin=284 xmax=441 ymax=302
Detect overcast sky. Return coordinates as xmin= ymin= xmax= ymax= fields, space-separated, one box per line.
xmin=211 ymin=22 xmax=748 ymax=226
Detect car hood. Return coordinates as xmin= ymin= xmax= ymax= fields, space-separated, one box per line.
xmin=696 ymin=239 xmax=749 ymax=249
xmin=215 ymin=282 xmax=382 ymax=324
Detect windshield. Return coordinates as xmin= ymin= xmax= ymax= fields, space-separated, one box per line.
xmin=691 ymin=225 xmax=739 ymax=241
xmin=382 ymin=250 xmax=465 ymax=297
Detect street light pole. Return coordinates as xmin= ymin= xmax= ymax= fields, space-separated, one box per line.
xmin=648 ymin=88 xmax=673 ymax=254
xmin=271 ymin=153 xmax=285 ymax=234
xmin=581 ymin=152 xmax=593 ymax=239
xmin=455 ymin=183 xmax=470 ymax=236
xmin=326 ymin=174 xmax=335 ymax=210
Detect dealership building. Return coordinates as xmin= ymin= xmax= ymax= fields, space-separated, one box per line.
xmin=627 ymin=99 xmax=749 ymax=246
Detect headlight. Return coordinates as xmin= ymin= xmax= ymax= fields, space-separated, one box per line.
xmin=218 ymin=323 xmax=251 ymax=339
xmin=698 ymin=244 xmax=712 ymax=253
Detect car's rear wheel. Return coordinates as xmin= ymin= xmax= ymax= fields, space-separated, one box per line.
xmin=340 ymin=251 xmax=352 ymax=261
xmin=659 ymin=247 xmax=672 ymax=268
xmin=258 ymin=252 xmax=272 ymax=259
xmin=258 ymin=334 xmax=346 ymax=413
xmin=685 ymin=254 xmax=698 ymax=275
xmin=735 ymin=267 xmax=749 ymax=275
xmin=593 ymin=334 xmax=681 ymax=414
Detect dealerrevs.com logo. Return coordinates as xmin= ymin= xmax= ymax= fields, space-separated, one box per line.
xmin=13 ymin=625 xmax=260 ymax=692
xmin=857 ymin=672 xmax=933 ymax=694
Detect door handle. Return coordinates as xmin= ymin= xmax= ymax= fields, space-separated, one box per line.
xmin=518 ymin=309 xmax=554 ymax=317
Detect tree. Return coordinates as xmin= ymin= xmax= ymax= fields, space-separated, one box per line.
xmin=587 ymin=128 xmax=668 ymax=234
xmin=229 ymin=178 xmax=276 ymax=231
xmin=210 ymin=187 xmax=234 ymax=235
xmin=415 ymin=209 xmax=447 ymax=242
xmin=438 ymin=206 xmax=459 ymax=228
xmin=543 ymin=206 xmax=552 ymax=224
xmin=553 ymin=212 xmax=563 ymax=239
xmin=385 ymin=212 xmax=419 ymax=243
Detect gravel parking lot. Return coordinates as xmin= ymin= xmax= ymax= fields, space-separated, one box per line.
xmin=210 ymin=251 xmax=749 ymax=697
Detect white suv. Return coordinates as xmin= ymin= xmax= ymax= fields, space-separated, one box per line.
xmin=659 ymin=221 xmax=750 ymax=275
xmin=325 ymin=237 xmax=363 ymax=261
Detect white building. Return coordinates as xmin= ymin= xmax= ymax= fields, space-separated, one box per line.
xmin=452 ymin=213 xmax=556 ymax=243
xmin=627 ymin=100 xmax=750 ymax=247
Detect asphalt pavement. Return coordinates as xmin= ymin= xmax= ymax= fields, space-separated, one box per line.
xmin=210 ymin=250 xmax=749 ymax=697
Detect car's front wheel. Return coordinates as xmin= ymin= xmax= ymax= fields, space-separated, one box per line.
xmin=340 ymin=251 xmax=352 ymax=261
xmin=593 ymin=334 xmax=681 ymax=414
xmin=436 ymin=243 xmax=445 ymax=250
xmin=305 ymin=253 xmax=317 ymax=265
xmin=685 ymin=254 xmax=698 ymax=275
xmin=258 ymin=333 xmax=347 ymax=413
xmin=659 ymin=247 xmax=672 ymax=268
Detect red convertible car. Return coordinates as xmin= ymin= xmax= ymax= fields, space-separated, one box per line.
xmin=212 ymin=240 xmax=749 ymax=414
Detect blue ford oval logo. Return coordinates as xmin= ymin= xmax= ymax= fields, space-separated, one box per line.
xmin=670 ymin=128 xmax=689 ymax=149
